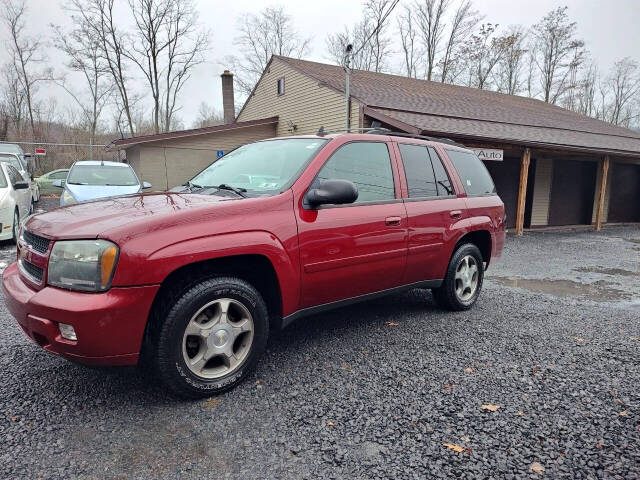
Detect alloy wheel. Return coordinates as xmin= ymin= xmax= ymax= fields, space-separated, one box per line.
xmin=181 ymin=298 xmax=254 ymax=379
xmin=454 ymin=255 xmax=479 ymax=301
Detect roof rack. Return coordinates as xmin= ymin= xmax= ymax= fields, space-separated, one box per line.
xmin=315 ymin=125 xmax=465 ymax=147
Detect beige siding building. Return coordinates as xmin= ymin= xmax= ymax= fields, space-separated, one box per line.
xmin=108 ymin=55 xmax=640 ymax=231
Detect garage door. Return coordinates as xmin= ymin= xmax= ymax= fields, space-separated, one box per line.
xmin=484 ymin=157 xmax=520 ymax=228
xmin=548 ymin=160 xmax=597 ymax=226
xmin=608 ymin=162 xmax=640 ymax=223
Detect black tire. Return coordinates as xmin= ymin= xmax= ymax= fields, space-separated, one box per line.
xmin=152 ymin=276 xmax=269 ymax=399
xmin=11 ymin=209 xmax=19 ymax=244
xmin=432 ymin=243 xmax=484 ymax=311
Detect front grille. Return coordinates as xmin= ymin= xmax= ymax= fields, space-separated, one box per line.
xmin=20 ymin=259 xmax=44 ymax=283
xmin=23 ymin=230 xmax=51 ymax=254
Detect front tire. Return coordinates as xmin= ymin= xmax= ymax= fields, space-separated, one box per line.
xmin=432 ymin=243 xmax=484 ymax=311
xmin=11 ymin=209 xmax=19 ymax=244
xmin=153 ymin=276 xmax=269 ymax=398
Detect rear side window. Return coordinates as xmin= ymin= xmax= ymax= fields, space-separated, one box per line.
xmin=317 ymin=142 xmax=395 ymax=202
xmin=398 ymin=144 xmax=438 ymax=197
xmin=0 ymin=167 xmax=7 ymax=188
xmin=428 ymin=147 xmax=454 ymax=196
xmin=446 ymin=149 xmax=496 ymax=195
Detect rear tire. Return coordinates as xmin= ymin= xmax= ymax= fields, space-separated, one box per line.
xmin=432 ymin=243 xmax=484 ymax=311
xmin=152 ymin=276 xmax=269 ymax=399
xmin=11 ymin=209 xmax=19 ymax=244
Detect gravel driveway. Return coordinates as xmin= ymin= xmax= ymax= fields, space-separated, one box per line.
xmin=1 ymin=220 xmax=639 ymax=479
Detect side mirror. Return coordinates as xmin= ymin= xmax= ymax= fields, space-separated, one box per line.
xmin=13 ymin=181 xmax=29 ymax=190
xmin=142 ymin=181 xmax=152 ymax=189
xmin=305 ymin=179 xmax=358 ymax=207
xmin=52 ymin=180 xmax=63 ymax=188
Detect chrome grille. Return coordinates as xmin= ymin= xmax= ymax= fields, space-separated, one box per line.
xmin=19 ymin=259 xmax=44 ymax=283
xmin=23 ymin=230 xmax=51 ymax=254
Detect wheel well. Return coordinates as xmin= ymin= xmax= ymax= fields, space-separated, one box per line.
xmin=456 ymin=230 xmax=492 ymax=264
xmin=141 ymin=254 xmax=283 ymax=361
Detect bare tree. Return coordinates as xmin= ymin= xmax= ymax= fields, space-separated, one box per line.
xmin=493 ymin=26 xmax=527 ymax=94
xmin=2 ymin=0 xmax=48 ymax=138
xmin=51 ymin=17 xmax=114 ymax=146
xmin=439 ymin=0 xmax=480 ymax=83
xmin=460 ymin=23 xmax=507 ymax=89
xmin=573 ymin=62 xmax=599 ymax=117
xmin=228 ymin=6 xmax=310 ymax=96
xmin=602 ymin=57 xmax=640 ymax=126
xmin=397 ymin=4 xmax=421 ymax=77
xmin=125 ymin=0 xmax=208 ymax=134
xmin=193 ymin=102 xmax=224 ymax=128
xmin=327 ymin=23 xmax=377 ymax=70
xmin=531 ymin=6 xmax=585 ymax=103
xmin=71 ymin=0 xmax=137 ymax=136
xmin=415 ymin=0 xmax=449 ymax=81
xmin=1 ymin=69 xmax=26 ymax=135
xmin=363 ymin=0 xmax=395 ymax=73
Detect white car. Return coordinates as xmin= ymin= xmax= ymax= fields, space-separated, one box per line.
xmin=0 ymin=162 xmax=33 ymax=243
xmin=0 ymin=151 xmax=39 ymax=204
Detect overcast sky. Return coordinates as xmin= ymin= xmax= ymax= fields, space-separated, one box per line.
xmin=3 ymin=0 xmax=640 ymax=130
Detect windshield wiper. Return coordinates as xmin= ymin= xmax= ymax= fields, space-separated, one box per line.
xmin=184 ymin=181 xmax=203 ymax=190
xmin=213 ymin=183 xmax=247 ymax=198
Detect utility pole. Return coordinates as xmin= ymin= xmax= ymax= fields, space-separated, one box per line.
xmin=344 ymin=44 xmax=353 ymax=131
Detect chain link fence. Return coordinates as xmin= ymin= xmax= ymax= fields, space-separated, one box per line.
xmin=0 ymin=141 xmax=124 ymax=176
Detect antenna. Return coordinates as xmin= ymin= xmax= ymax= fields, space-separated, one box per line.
xmin=344 ymin=44 xmax=353 ymax=131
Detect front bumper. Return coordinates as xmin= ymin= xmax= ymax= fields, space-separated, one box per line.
xmin=2 ymin=263 xmax=159 ymax=365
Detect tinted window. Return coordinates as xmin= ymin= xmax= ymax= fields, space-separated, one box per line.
xmin=51 ymin=170 xmax=68 ymax=179
xmin=446 ymin=149 xmax=496 ymax=195
xmin=68 ymin=164 xmax=139 ymax=186
xmin=6 ymin=165 xmax=22 ymax=185
xmin=398 ymin=144 xmax=438 ymax=197
xmin=428 ymin=148 xmax=454 ymax=196
xmin=317 ymin=142 xmax=395 ymax=202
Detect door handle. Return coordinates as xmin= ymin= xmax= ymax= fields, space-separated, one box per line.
xmin=450 ymin=210 xmax=463 ymax=218
xmin=385 ymin=216 xmax=402 ymax=226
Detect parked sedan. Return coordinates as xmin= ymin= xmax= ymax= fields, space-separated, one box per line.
xmin=0 ymin=152 xmax=39 ymax=203
xmin=55 ymin=161 xmax=151 ymax=206
xmin=0 ymin=162 xmax=33 ymax=243
xmin=35 ymin=169 xmax=69 ymax=195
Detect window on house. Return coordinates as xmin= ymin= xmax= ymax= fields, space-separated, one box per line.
xmin=277 ymin=77 xmax=285 ymax=95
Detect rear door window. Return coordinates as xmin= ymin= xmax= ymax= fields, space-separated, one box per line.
xmin=0 ymin=167 xmax=7 ymax=188
xmin=398 ymin=144 xmax=438 ymax=198
xmin=428 ymin=148 xmax=455 ymax=196
xmin=445 ymin=149 xmax=495 ymax=196
xmin=317 ymin=142 xmax=395 ymax=202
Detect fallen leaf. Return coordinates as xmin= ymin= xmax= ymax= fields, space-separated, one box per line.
xmin=327 ymin=420 xmax=335 ymax=426
xmin=341 ymin=364 xmax=350 ymax=370
xmin=481 ymin=404 xmax=501 ymax=412
xmin=385 ymin=321 xmax=399 ymax=326
xmin=619 ymin=410 xmax=629 ymax=416
xmin=203 ymin=398 xmax=222 ymax=409
xmin=255 ymin=379 xmax=262 ymax=385
xmin=615 ymin=398 xmax=623 ymax=404
xmin=442 ymin=442 xmax=464 ymax=453
xmin=532 ymin=365 xmax=541 ymax=374
xmin=465 ymin=367 xmax=474 ymax=373
xmin=596 ymin=442 xmax=603 ymax=449
xmin=530 ymin=462 xmax=545 ymax=474
xmin=443 ymin=384 xmax=453 ymax=391
xmin=517 ymin=411 xmax=525 ymax=416
xmin=572 ymin=336 xmax=586 ymax=343
xmin=363 ymin=349 xmax=369 ymax=354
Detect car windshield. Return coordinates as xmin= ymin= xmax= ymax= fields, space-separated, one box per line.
xmin=190 ymin=138 xmax=328 ymax=195
xmin=67 ymin=164 xmax=138 ymax=186
xmin=0 ymin=154 xmax=23 ymax=172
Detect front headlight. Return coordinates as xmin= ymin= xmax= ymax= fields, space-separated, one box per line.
xmin=48 ymin=240 xmax=119 ymax=292
xmin=62 ymin=190 xmax=76 ymax=205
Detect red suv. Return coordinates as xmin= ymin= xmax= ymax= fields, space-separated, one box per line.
xmin=3 ymin=133 xmax=505 ymax=397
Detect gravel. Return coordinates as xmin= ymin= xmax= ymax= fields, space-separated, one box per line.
xmin=1 ymin=223 xmax=639 ymax=479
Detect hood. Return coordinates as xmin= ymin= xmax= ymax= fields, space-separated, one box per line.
xmin=66 ymin=183 xmax=141 ymax=203
xmin=25 ymin=192 xmax=236 ymax=239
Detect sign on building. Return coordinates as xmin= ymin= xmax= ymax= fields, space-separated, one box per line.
xmin=473 ymin=149 xmax=503 ymax=161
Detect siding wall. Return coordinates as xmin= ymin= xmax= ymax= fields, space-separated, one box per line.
xmin=530 ymin=158 xmax=553 ymax=226
xmin=130 ymin=122 xmax=276 ymax=190
xmin=237 ymin=58 xmax=360 ymax=135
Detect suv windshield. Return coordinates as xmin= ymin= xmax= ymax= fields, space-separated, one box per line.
xmin=0 ymin=154 xmax=23 ymax=172
xmin=190 ymin=138 xmax=328 ymax=195
xmin=68 ymin=164 xmax=139 ymax=186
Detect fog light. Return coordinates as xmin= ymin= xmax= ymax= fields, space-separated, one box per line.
xmin=58 ymin=323 xmax=77 ymax=341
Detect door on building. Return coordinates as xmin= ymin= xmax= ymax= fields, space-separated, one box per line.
xmin=484 ymin=157 xmax=520 ymax=229
xmin=608 ymin=162 xmax=640 ymax=223
xmin=548 ymin=159 xmax=598 ymax=226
